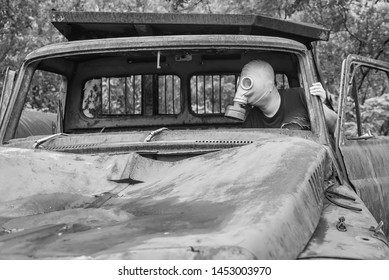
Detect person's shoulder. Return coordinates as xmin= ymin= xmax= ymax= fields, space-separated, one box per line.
xmin=279 ymin=87 xmax=304 ymax=96
xmin=279 ymin=87 xmax=307 ymax=107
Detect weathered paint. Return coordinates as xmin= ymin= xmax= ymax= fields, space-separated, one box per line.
xmin=24 ymin=35 xmax=306 ymax=63
xmin=0 ymin=68 xmax=16 ymax=124
xmin=335 ymin=55 xmax=389 ymax=235
xmin=50 ymin=12 xmax=330 ymax=44
xmin=0 ymin=68 xmax=17 ymax=142
xmin=339 ymin=138 xmax=389 ymax=234
xmin=0 ymin=147 xmax=130 ymax=203
xmin=1 ymin=36 xmax=309 ymax=142
xmin=3 ymin=129 xmax=316 ymax=152
xmin=299 ymin=184 xmax=389 ymax=259
xmin=1 ymin=12 xmax=387 ymax=260
xmin=0 ymin=135 xmax=328 ymax=259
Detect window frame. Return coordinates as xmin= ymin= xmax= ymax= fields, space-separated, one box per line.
xmin=337 ymin=54 xmax=389 ymax=144
xmin=188 ymin=72 xmax=239 ymax=116
xmin=81 ymin=74 xmax=183 ymax=119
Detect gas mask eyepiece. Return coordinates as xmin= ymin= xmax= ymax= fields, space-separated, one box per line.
xmin=240 ymin=76 xmax=253 ymax=90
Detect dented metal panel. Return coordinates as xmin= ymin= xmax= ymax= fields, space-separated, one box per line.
xmin=0 ymin=136 xmax=328 ymax=259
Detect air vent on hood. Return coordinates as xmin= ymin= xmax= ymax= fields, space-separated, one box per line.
xmin=195 ymin=140 xmax=253 ymax=144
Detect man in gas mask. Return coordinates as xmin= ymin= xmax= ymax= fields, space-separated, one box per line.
xmin=225 ymin=60 xmax=337 ymax=134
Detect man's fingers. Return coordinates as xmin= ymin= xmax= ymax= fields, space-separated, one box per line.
xmin=310 ymin=89 xmax=324 ymax=94
xmin=310 ymin=83 xmax=326 ymax=102
xmin=310 ymin=88 xmax=325 ymax=94
xmin=310 ymin=85 xmax=324 ymax=90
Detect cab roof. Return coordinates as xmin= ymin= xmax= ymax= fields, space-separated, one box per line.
xmin=51 ymin=11 xmax=329 ymax=47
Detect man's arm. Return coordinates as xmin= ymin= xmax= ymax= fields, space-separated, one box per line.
xmin=310 ymin=82 xmax=337 ymax=134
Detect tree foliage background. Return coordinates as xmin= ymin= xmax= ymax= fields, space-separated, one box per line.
xmin=1 ymin=0 xmax=388 ymax=118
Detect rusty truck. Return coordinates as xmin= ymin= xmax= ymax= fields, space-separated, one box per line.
xmin=0 ymin=12 xmax=388 ymax=259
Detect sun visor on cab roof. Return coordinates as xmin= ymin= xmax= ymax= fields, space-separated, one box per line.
xmin=51 ymin=11 xmax=330 ymax=47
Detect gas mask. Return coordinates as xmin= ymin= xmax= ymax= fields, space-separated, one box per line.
xmin=225 ymin=60 xmax=275 ymax=121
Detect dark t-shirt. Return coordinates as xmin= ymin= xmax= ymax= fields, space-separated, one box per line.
xmin=242 ymin=88 xmax=310 ymax=130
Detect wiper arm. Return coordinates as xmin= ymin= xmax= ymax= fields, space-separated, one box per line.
xmin=33 ymin=133 xmax=68 ymax=149
xmin=144 ymin=127 xmax=168 ymax=142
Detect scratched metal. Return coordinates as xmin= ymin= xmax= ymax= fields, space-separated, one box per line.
xmin=0 ymin=135 xmax=328 ymax=259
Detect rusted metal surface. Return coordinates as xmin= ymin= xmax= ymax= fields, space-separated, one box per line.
xmin=0 ymin=68 xmax=16 ymax=121
xmin=2 ymin=62 xmax=37 ymax=143
xmin=300 ymin=50 xmax=330 ymax=145
xmin=1 ymin=13 xmax=388 ymax=260
xmin=3 ymin=129 xmax=316 ymax=154
xmin=0 ymin=36 xmax=309 ymax=141
xmin=299 ymin=184 xmax=389 ymax=259
xmin=25 ymin=35 xmax=306 ymax=62
xmin=0 ymin=68 xmax=16 ymax=141
xmin=336 ymin=54 xmax=389 ymax=146
xmin=50 ymin=12 xmax=330 ymax=45
xmin=335 ymin=54 xmax=389 ymax=147
xmin=335 ymin=55 xmax=389 ymax=235
xmin=0 ymin=136 xmax=329 ymax=259
xmin=339 ymin=138 xmax=389 ymax=234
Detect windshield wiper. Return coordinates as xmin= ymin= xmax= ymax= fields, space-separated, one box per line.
xmin=33 ymin=133 xmax=68 ymax=149
xmin=144 ymin=127 xmax=168 ymax=142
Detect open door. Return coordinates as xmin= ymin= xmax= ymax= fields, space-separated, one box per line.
xmin=336 ymin=54 xmax=389 ymax=234
xmin=0 ymin=67 xmax=17 ymax=142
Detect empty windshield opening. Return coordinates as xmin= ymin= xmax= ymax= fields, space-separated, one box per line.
xmin=12 ymin=48 xmax=308 ymax=140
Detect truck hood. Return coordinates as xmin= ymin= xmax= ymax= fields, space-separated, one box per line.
xmin=0 ymin=134 xmax=329 ymax=259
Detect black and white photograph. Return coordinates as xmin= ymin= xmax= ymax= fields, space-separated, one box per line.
xmin=0 ymin=0 xmax=388 ymax=278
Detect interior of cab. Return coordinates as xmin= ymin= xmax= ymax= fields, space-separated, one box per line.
xmin=17 ymin=48 xmax=307 ymax=137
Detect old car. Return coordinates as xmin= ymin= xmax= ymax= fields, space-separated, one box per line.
xmin=0 ymin=12 xmax=388 ymax=259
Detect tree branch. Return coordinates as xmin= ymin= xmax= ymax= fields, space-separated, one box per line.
xmin=338 ymin=1 xmax=366 ymax=45
xmin=374 ymin=37 xmax=389 ymax=60
xmin=175 ymin=0 xmax=204 ymax=12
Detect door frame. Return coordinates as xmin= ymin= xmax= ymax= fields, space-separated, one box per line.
xmin=0 ymin=67 xmax=17 ymax=143
xmin=335 ymin=54 xmax=389 ymax=233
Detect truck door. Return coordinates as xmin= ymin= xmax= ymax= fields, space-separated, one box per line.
xmin=336 ymin=54 xmax=389 ymax=234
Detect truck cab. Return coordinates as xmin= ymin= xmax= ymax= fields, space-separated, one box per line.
xmin=0 ymin=12 xmax=388 ymax=259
